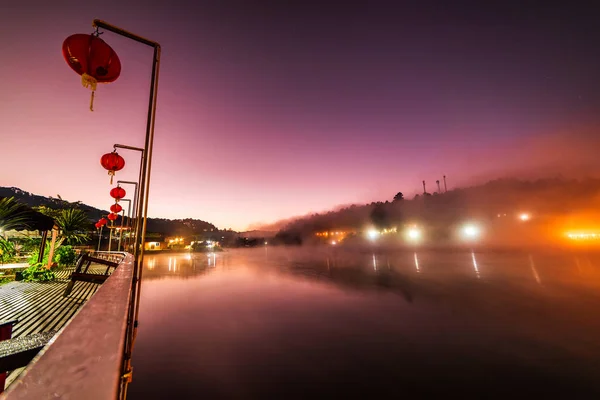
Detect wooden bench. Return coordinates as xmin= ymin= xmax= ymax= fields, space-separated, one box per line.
xmin=63 ymin=254 xmax=120 ymax=297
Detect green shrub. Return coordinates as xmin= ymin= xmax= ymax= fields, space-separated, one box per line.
xmin=0 ymin=239 xmax=16 ymax=263
xmin=55 ymin=245 xmax=77 ymax=267
xmin=21 ymin=263 xmax=56 ymax=282
xmin=28 ymin=245 xmax=51 ymax=266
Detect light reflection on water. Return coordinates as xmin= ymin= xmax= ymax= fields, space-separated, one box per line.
xmin=130 ymin=247 xmax=600 ymax=399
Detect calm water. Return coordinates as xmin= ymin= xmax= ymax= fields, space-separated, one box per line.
xmin=128 ymin=247 xmax=600 ymax=399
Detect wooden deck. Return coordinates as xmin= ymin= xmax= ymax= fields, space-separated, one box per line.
xmin=1 ymin=265 xmax=113 ymax=389
xmin=0 ymin=267 xmax=109 ymax=339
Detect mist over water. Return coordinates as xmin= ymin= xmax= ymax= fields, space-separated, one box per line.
xmin=129 ymin=247 xmax=600 ymax=399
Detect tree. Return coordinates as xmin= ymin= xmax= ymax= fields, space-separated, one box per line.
xmin=0 ymin=197 xmax=29 ymax=257
xmin=53 ymin=209 xmax=91 ymax=245
xmin=393 ymin=192 xmax=404 ymax=202
xmin=370 ymin=204 xmax=390 ymax=229
xmin=0 ymin=197 xmax=29 ymax=232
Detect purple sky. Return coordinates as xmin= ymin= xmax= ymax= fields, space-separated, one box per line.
xmin=1 ymin=1 xmax=600 ymax=230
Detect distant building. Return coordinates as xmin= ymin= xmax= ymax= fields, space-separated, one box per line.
xmin=144 ymin=241 xmax=163 ymax=251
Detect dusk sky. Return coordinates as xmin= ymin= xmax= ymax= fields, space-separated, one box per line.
xmin=1 ymin=1 xmax=600 ymax=230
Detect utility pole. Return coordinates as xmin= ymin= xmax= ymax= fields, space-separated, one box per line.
xmin=422 ymin=180 xmax=426 ymax=194
xmin=436 ymin=180 xmax=441 ymax=193
xmin=443 ymin=175 xmax=448 ymax=192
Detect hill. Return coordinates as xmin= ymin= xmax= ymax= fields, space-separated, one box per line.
xmin=0 ymin=187 xmax=218 ymax=235
xmin=274 ymin=177 xmax=600 ymax=242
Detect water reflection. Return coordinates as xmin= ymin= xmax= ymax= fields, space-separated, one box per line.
xmin=471 ymin=251 xmax=481 ymax=279
xmin=131 ymin=248 xmax=600 ymax=399
xmin=414 ymin=252 xmax=420 ymax=273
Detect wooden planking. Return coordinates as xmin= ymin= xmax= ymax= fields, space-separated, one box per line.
xmin=0 ymin=265 xmax=112 ymax=339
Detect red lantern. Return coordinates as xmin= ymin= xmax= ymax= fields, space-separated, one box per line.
xmin=110 ymin=186 xmax=126 ymax=201
xmin=110 ymin=203 xmax=123 ymax=213
xmin=101 ymin=151 xmax=125 ymax=184
xmin=107 ymin=213 xmax=118 ymax=221
xmin=98 ymin=217 xmax=108 ymax=227
xmin=95 ymin=222 xmax=102 ymax=229
xmin=62 ymin=33 xmax=122 ymax=111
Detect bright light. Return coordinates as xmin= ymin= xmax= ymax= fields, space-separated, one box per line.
xmin=462 ymin=224 xmax=480 ymax=239
xmin=406 ymin=227 xmax=422 ymax=242
xmin=367 ymin=229 xmax=379 ymax=241
xmin=331 ymin=240 xmax=337 ymax=245
xmin=519 ymin=213 xmax=530 ymax=221
xmin=264 ymin=241 xmax=268 ymax=245
xmin=566 ymin=232 xmax=600 ymax=240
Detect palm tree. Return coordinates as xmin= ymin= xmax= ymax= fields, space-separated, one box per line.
xmin=54 ymin=208 xmax=91 ymax=245
xmin=0 ymin=197 xmax=29 ymax=232
xmin=0 ymin=197 xmax=29 ymax=258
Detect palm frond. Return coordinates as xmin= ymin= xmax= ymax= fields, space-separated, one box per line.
xmin=0 ymin=197 xmax=29 ymax=232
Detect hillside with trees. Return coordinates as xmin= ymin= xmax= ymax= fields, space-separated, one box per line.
xmin=0 ymin=187 xmax=217 ymax=236
xmin=274 ymin=178 xmax=600 ymax=244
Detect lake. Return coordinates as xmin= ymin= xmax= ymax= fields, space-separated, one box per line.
xmin=127 ymin=246 xmax=600 ymax=398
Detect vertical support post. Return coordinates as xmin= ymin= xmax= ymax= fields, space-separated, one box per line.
xmin=108 ymin=224 xmax=113 ymax=252
xmin=37 ymin=230 xmax=48 ymax=263
xmin=46 ymin=228 xmax=58 ymax=269
xmin=92 ymin=19 xmax=161 ymax=399
xmin=97 ymin=226 xmax=103 ymax=252
xmin=118 ymin=210 xmax=125 ymax=251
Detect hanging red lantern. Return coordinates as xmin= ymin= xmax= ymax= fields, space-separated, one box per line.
xmin=98 ymin=217 xmax=108 ymax=227
xmin=110 ymin=203 xmax=123 ymax=213
xmin=95 ymin=222 xmax=102 ymax=229
xmin=107 ymin=213 xmax=118 ymax=221
xmin=62 ymin=33 xmax=122 ymax=111
xmin=101 ymin=151 xmax=125 ymax=184
xmin=110 ymin=186 xmax=126 ymax=201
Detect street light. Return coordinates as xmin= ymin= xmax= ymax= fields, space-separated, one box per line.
xmin=90 ymin=19 xmax=160 ymax=398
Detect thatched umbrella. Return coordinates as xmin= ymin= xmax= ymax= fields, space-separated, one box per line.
xmin=0 ymin=197 xmax=55 ymax=263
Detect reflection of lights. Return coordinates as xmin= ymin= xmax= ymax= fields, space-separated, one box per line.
xmin=372 ymin=254 xmax=377 ymax=271
xmin=367 ymin=229 xmax=379 ymax=241
xmin=519 ymin=213 xmax=530 ymax=221
xmin=471 ymin=252 xmax=480 ymax=279
xmin=331 ymin=240 xmax=337 ymax=245
xmin=414 ymin=252 xmax=420 ymax=273
xmin=207 ymin=252 xmax=216 ymax=267
xmin=529 ymin=254 xmax=541 ymax=284
xmin=185 ymin=253 xmax=191 ymax=261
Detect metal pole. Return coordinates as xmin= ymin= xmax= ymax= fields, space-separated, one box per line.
xmin=108 ymin=223 xmax=113 ymax=252
xmin=92 ymin=19 xmax=160 ymax=399
xmin=97 ymin=227 xmax=102 ymax=252
xmin=116 ymin=181 xmax=139 ymax=251
xmin=118 ymin=211 xmax=124 ymax=251
xmin=117 ymin=199 xmax=131 ymax=252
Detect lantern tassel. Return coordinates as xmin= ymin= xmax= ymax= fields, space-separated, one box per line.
xmin=109 ymin=171 xmax=114 ymax=184
xmin=81 ymin=73 xmax=98 ymax=112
